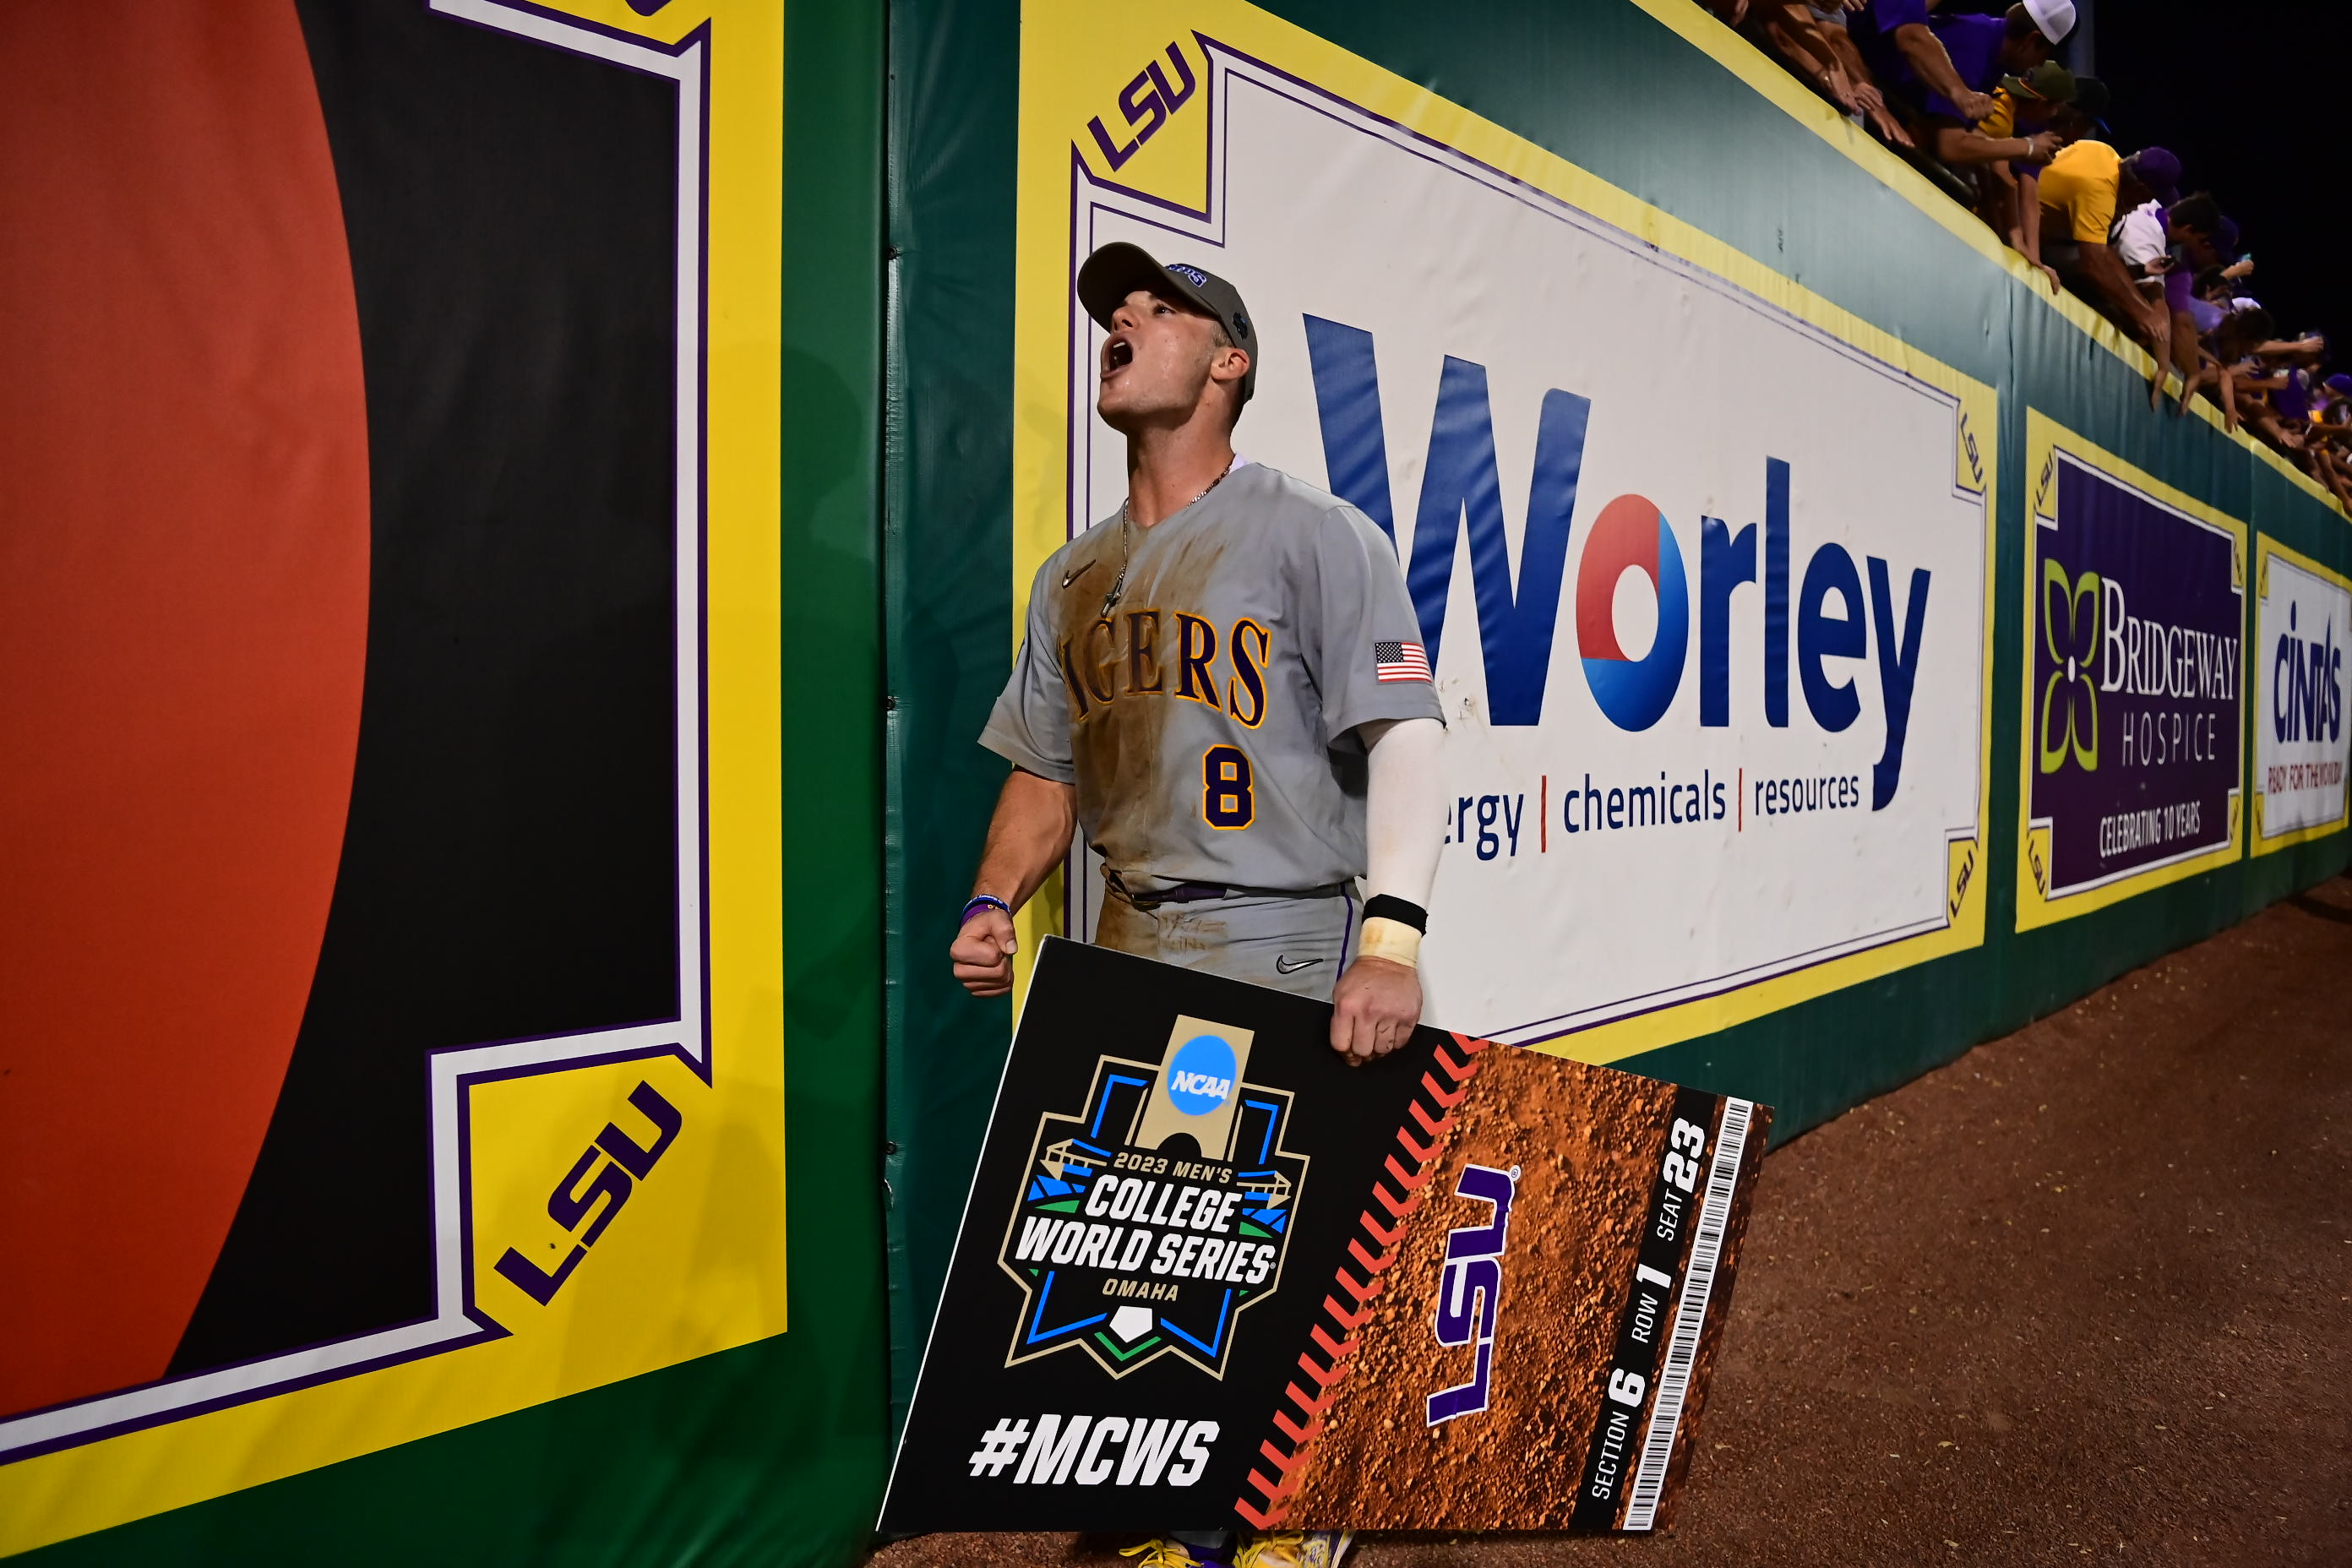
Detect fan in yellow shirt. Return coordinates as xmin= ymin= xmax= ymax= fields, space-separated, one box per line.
xmin=2036 ymin=139 xmax=2181 ymax=400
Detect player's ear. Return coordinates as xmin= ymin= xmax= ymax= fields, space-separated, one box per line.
xmin=1211 ymin=345 xmax=1250 ymax=389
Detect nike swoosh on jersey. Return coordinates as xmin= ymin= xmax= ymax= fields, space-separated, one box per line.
xmin=1273 ymin=955 xmax=1322 ymax=974
xmin=1060 ymin=559 xmax=1099 ymax=589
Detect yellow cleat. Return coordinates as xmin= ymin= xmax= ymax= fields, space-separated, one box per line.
xmin=1233 ymin=1531 xmax=1354 ymax=1568
xmin=1119 ymin=1541 xmax=1217 ymax=1568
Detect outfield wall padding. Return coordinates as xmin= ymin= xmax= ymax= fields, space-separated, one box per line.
xmin=3 ymin=2 xmax=890 ymax=1562
xmin=2 ymin=1 xmax=2343 ymax=1561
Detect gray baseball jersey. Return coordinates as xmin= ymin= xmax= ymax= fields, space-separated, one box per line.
xmin=981 ymin=460 xmax=1441 ymax=895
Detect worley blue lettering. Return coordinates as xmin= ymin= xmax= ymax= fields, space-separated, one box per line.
xmin=1304 ymin=316 xmax=1590 ymax=725
xmin=1798 ymin=542 xmax=1865 ymax=733
xmin=1764 ymin=457 xmax=1791 ymax=728
xmin=1304 ymin=328 xmax=1929 ymax=806
xmin=1867 ymin=557 xmax=1930 ymax=809
xmin=1700 ymin=515 xmax=1757 ymax=727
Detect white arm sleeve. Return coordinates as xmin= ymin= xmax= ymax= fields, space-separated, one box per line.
xmin=1359 ymin=716 xmax=1445 ymax=911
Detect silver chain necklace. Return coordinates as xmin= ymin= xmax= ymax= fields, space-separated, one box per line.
xmin=1102 ymin=455 xmax=1236 ymax=618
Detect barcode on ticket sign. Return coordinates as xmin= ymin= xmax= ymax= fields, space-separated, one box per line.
xmin=1621 ymin=1097 xmax=1752 ymax=1531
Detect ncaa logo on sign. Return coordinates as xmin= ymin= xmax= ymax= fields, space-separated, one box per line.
xmin=1165 ymin=1033 xmax=1237 ymax=1115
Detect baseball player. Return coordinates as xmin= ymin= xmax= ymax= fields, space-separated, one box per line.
xmin=948 ymin=244 xmax=1446 ymax=1568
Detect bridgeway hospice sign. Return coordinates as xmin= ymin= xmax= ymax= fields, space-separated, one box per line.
xmin=881 ymin=939 xmax=1770 ymax=1533
xmin=2017 ymin=414 xmax=2246 ymax=928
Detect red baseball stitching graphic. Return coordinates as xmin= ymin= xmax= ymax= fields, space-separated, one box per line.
xmin=1235 ymin=1032 xmax=1493 ymax=1527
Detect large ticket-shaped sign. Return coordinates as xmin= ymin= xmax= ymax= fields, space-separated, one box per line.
xmin=882 ymin=940 xmax=1770 ymax=1533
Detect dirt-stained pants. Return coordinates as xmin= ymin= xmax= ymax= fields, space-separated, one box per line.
xmin=1093 ymin=885 xmax=1358 ymax=1002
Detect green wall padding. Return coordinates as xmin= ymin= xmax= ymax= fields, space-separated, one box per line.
xmin=19 ymin=1 xmax=891 ymax=1560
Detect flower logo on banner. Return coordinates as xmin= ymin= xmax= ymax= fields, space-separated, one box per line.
xmin=2039 ymin=558 xmax=2101 ymax=775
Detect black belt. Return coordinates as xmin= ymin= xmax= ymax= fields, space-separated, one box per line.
xmin=1105 ymin=874 xmax=1352 ymax=908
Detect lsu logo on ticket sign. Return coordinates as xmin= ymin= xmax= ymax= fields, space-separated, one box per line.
xmin=1427 ymin=1163 xmax=1518 ymax=1425
xmin=997 ymin=1015 xmax=1306 ymax=1379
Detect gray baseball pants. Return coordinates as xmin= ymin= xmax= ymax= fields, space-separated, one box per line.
xmin=1093 ymin=886 xmax=1358 ymax=1002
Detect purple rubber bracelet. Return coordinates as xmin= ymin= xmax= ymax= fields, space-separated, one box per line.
xmin=961 ymin=894 xmax=1013 ymax=926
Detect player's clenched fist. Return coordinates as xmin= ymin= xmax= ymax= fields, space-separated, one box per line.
xmin=951 ymin=906 xmax=1019 ymax=997
xmin=1329 ymin=953 xmax=1421 ymax=1064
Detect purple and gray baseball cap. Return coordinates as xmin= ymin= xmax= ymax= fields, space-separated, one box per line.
xmin=2125 ymin=147 xmax=2182 ymax=204
xmin=1078 ymin=242 xmax=1259 ymax=404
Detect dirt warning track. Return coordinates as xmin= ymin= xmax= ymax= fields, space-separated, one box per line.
xmin=876 ymin=875 xmax=2352 ymax=1568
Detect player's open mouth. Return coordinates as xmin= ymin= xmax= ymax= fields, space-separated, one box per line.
xmin=1102 ymin=335 xmax=1133 ymax=378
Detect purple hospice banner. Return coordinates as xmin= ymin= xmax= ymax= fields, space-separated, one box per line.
xmin=2030 ymin=451 xmax=2242 ymax=903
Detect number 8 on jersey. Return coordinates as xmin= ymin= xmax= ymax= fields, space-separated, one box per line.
xmin=1203 ymin=744 xmax=1254 ymax=829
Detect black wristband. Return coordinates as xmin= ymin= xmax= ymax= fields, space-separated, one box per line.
xmin=1362 ymin=895 xmax=1427 ymax=932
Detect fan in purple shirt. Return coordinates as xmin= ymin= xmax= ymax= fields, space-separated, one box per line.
xmin=1855 ymin=0 xmax=2072 ymax=124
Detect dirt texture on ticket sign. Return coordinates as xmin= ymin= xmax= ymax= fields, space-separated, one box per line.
xmin=1284 ymin=1049 xmax=1767 ymax=1530
xmin=883 ymin=934 xmax=1772 ymax=1538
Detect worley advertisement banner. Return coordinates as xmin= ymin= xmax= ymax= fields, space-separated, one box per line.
xmin=882 ymin=939 xmax=1768 ymax=1533
xmin=1009 ymin=0 xmax=1996 ymax=1065
xmin=2251 ymin=537 xmax=2350 ymax=855
xmin=0 ymin=2 xmax=792 ymax=1554
xmin=2015 ymin=413 xmax=2247 ymax=929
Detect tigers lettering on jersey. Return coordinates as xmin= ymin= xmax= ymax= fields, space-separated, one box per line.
xmin=1059 ymin=611 xmax=1271 ymax=728
xmin=978 ymin=462 xmax=1440 ymax=894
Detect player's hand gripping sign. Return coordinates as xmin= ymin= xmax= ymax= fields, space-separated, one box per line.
xmin=883 ymin=940 xmax=1770 ymax=1533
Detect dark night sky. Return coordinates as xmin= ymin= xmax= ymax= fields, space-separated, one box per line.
xmin=2082 ymin=2 xmax=2347 ymax=359
xmin=1936 ymin=1 xmax=2347 ymax=361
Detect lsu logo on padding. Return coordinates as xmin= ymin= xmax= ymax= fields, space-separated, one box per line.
xmin=998 ymin=1015 xmax=1306 ymax=1379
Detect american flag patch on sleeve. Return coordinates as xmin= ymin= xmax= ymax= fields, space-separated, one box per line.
xmin=1374 ymin=640 xmax=1432 ymax=682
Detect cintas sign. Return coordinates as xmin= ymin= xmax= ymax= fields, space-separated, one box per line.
xmin=2252 ymin=536 xmax=2352 ymax=853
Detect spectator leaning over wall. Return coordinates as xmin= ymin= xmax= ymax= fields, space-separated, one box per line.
xmin=1936 ymin=59 xmax=2072 ymax=192
xmin=2144 ymin=193 xmax=2226 ymax=412
xmin=1747 ymin=2 xmax=1852 ymax=113
xmin=2001 ymin=75 xmax=2107 ymax=290
xmin=2186 ymin=219 xmax=2245 ymax=335
xmin=2308 ymin=374 xmax=2352 ymax=510
xmin=2189 ymin=266 xmax=2230 ymax=336
xmin=2109 ymin=174 xmax=2171 ymax=384
xmin=1848 ymin=0 xmax=2000 ymax=125
xmin=2039 ymin=140 xmax=2182 ymax=403
xmin=1917 ymin=1 xmax=2070 ymax=127
xmin=1962 ymin=63 xmax=2073 ymax=284
xmin=2208 ymin=306 xmax=2276 ymax=433
xmin=1746 ymin=0 xmax=1916 ymax=148
xmin=2175 ymin=259 xmax=2244 ymax=416
xmin=2243 ymin=334 xmax=2328 ymax=454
